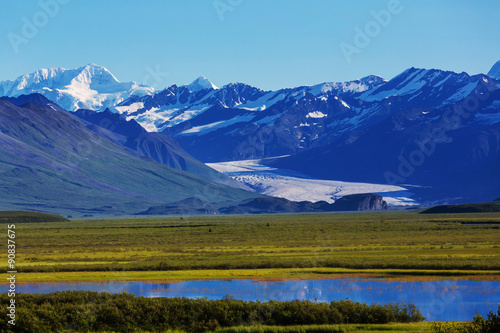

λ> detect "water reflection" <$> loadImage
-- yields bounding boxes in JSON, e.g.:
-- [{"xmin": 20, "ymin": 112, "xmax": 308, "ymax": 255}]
[{"xmin": 20, "ymin": 278, "xmax": 499, "ymax": 321}]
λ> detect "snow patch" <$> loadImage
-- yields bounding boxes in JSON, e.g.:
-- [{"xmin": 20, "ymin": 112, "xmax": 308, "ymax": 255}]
[
  {"xmin": 177, "ymin": 114, "xmax": 255, "ymax": 136},
  {"xmin": 340, "ymin": 100, "xmax": 350, "ymax": 108},
  {"xmin": 115, "ymin": 102, "xmax": 144, "ymax": 114},
  {"xmin": 306, "ymin": 111, "xmax": 327, "ymax": 118},
  {"xmin": 234, "ymin": 91, "xmax": 286, "ymax": 111}
]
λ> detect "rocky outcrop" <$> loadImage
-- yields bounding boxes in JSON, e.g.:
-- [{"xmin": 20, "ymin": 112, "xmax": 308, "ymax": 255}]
[
  {"xmin": 331, "ymin": 193, "xmax": 387, "ymax": 211},
  {"xmin": 218, "ymin": 194, "xmax": 388, "ymax": 215},
  {"xmin": 138, "ymin": 194, "xmax": 390, "ymax": 216},
  {"xmin": 218, "ymin": 197, "xmax": 333, "ymax": 215}
]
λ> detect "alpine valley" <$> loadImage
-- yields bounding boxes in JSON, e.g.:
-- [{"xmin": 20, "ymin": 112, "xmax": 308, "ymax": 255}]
[{"xmin": 1, "ymin": 61, "xmax": 500, "ymax": 215}]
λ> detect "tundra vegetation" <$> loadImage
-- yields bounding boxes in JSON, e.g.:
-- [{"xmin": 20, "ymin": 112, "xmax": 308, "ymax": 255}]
[{"xmin": 10, "ymin": 211, "xmax": 500, "ymax": 277}]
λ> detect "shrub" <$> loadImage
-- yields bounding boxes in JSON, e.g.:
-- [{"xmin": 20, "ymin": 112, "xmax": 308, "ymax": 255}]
[
  {"xmin": 0, "ymin": 292, "xmax": 424, "ymax": 333},
  {"xmin": 431, "ymin": 307, "xmax": 500, "ymax": 333}
]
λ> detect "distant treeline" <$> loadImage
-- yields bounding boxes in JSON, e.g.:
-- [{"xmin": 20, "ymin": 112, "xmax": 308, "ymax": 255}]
[
  {"xmin": 0, "ymin": 211, "xmax": 69, "ymax": 223},
  {"xmin": 0, "ymin": 291, "xmax": 424, "ymax": 332}
]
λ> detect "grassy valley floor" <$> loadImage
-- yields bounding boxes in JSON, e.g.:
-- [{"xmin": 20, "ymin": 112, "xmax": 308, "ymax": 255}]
[{"xmin": 2, "ymin": 211, "xmax": 499, "ymax": 282}]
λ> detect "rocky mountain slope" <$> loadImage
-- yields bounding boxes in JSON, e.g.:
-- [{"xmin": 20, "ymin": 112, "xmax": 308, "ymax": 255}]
[
  {"xmin": 271, "ymin": 71, "xmax": 500, "ymax": 204},
  {"xmin": 488, "ymin": 60, "xmax": 500, "ymax": 80},
  {"xmin": 73, "ymin": 108, "xmax": 244, "ymax": 188}
]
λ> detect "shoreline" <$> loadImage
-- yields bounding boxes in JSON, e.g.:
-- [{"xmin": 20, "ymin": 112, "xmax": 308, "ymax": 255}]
[{"xmin": 8, "ymin": 267, "xmax": 500, "ymax": 283}]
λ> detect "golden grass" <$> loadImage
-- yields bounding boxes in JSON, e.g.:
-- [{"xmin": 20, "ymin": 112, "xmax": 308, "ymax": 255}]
[{"xmin": 10, "ymin": 267, "xmax": 500, "ymax": 283}]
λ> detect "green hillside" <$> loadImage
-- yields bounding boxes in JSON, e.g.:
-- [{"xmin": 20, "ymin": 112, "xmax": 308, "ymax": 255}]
[
  {"xmin": 0, "ymin": 211, "xmax": 69, "ymax": 223},
  {"xmin": 420, "ymin": 201, "xmax": 500, "ymax": 214},
  {"xmin": 0, "ymin": 100, "xmax": 259, "ymax": 217}
]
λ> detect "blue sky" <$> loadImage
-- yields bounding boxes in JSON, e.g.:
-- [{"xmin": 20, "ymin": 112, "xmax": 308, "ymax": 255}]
[{"xmin": 1, "ymin": 0, "xmax": 499, "ymax": 90}]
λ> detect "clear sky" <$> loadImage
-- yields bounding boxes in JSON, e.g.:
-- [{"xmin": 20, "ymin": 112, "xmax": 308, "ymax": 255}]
[{"xmin": 1, "ymin": 0, "xmax": 499, "ymax": 91}]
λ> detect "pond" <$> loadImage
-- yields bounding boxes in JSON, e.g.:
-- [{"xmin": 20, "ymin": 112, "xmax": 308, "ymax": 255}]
[{"xmin": 20, "ymin": 278, "xmax": 499, "ymax": 321}]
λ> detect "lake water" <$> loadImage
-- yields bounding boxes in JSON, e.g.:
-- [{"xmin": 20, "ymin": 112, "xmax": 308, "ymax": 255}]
[{"xmin": 20, "ymin": 278, "xmax": 499, "ymax": 321}]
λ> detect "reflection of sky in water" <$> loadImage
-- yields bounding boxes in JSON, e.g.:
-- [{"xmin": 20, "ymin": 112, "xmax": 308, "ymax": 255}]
[{"xmin": 19, "ymin": 279, "xmax": 499, "ymax": 321}]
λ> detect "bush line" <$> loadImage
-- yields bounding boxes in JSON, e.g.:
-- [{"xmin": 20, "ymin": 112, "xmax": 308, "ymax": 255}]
[{"xmin": 0, "ymin": 291, "xmax": 424, "ymax": 332}]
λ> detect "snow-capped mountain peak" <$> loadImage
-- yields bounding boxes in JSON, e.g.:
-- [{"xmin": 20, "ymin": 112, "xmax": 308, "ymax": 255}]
[
  {"xmin": 310, "ymin": 75, "xmax": 386, "ymax": 96},
  {"xmin": 488, "ymin": 60, "xmax": 500, "ymax": 80},
  {"xmin": 73, "ymin": 63, "xmax": 120, "ymax": 87},
  {"xmin": 0, "ymin": 64, "xmax": 155, "ymax": 111},
  {"xmin": 184, "ymin": 76, "xmax": 218, "ymax": 91}
]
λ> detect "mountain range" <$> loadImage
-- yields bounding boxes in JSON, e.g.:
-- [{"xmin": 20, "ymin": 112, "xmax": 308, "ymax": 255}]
[
  {"xmin": 0, "ymin": 95, "xmax": 259, "ymax": 217},
  {"xmin": 1, "ymin": 62, "xmax": 500, "ymax": 206},
  {"xmin": 0, "ymin": 64, "xmax": 154, "ymax": 111},
  {"xmin": 272, "ymin": 70, "xmax": 500, "ymax": 204}
]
